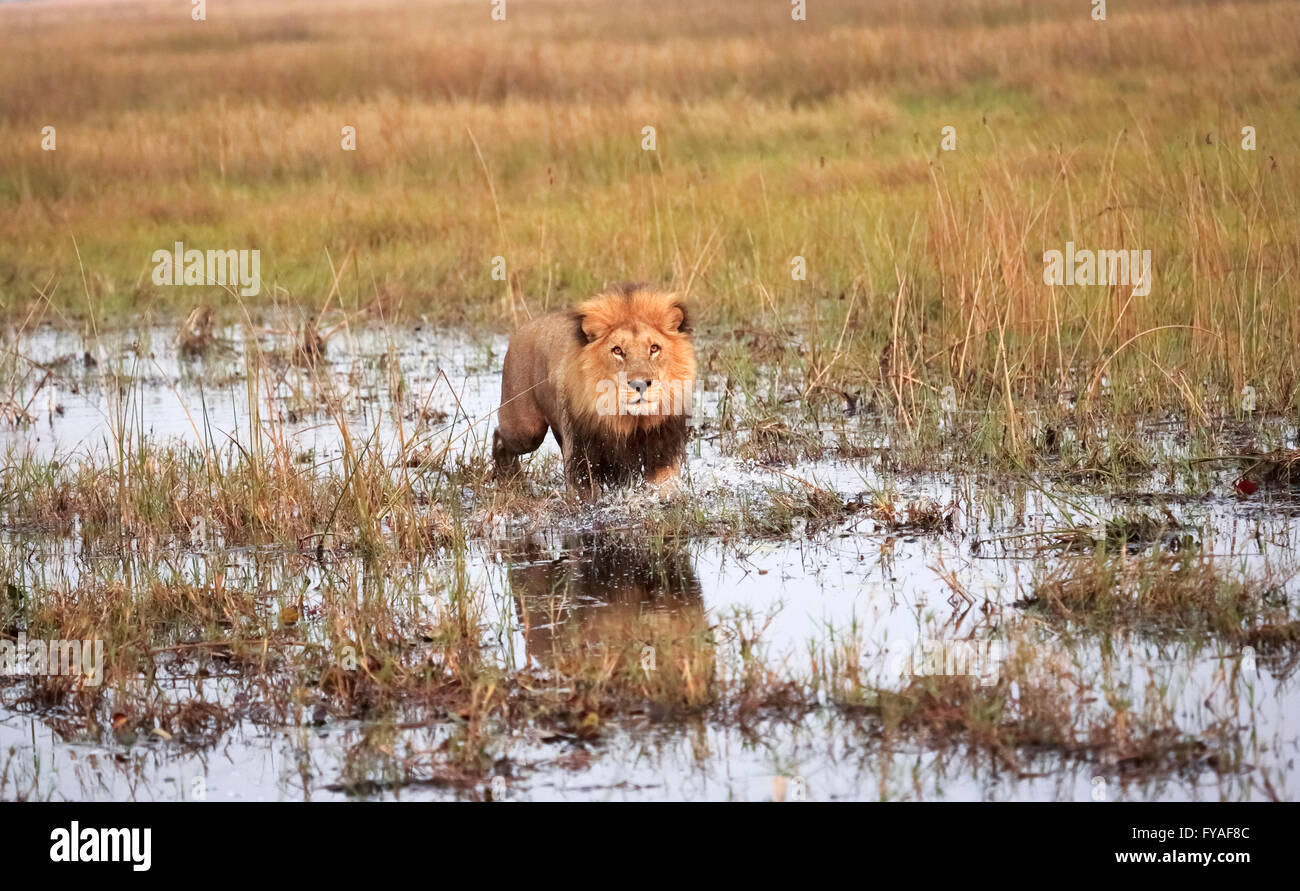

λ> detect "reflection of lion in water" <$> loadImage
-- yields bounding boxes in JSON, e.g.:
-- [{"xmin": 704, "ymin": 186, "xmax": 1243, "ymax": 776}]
[
  {"xmin": 492, "ymin": 283, "xmax": 696, "ymax": 500},
  {"xmin": 507, "ymin": 536, "xmax": 707, "ymax": 682}
]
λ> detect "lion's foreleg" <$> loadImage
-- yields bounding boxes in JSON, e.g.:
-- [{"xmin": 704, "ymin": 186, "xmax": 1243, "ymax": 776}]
[
  {"xmin": 559, "ymin": 425, "xmax": 601, "ymax": 501},
  {"xmin": 645, "ymin": 459, "xmax": 683, "ymax": 498},
  {"xmin": 643, "ymin": 418, "xmax": 687, "ymax": 496},
  {"xmin": 646, "ymin": 461, "xmax": 680, "ymax": 486},
  {"xmin": 564, "ymin": 454, "xmax": 602, "ymax": 502}
]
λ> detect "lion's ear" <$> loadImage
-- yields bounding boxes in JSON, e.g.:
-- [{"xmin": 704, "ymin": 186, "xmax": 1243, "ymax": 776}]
[
  {"xmin": 663, "ymin": 300, "xmax": 689, "ymax": 334},
  {"xmin": 574, "ymin": 311, "xmax": 605, "ymax": 344}
]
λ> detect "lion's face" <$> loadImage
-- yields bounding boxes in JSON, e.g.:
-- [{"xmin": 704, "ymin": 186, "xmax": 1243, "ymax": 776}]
[{"xmin": 569, "ymin": 287, "xmax": 696, "ymax": 429}]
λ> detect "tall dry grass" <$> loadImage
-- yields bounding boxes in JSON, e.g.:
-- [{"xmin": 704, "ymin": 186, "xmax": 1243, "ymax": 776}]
[{"xmin": 1, "ymin": 0, "xmax": 1298, "ymax": 431}]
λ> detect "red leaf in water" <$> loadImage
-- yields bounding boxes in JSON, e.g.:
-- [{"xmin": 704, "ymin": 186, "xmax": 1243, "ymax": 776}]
[{"xmin": 1233, "ymin": 478, "xmax": 1259, "ymax": 495}]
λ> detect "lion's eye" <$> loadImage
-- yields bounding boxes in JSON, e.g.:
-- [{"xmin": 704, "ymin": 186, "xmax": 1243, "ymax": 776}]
[
  {"xmin": 611, "ymin": 346, "xmax": 624, "ymax": 357},
  {"xmin": 650, "ymin": 344, "xmax": 661, "ymax": 355}
]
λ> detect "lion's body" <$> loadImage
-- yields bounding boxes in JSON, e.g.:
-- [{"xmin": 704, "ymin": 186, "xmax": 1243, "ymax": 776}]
[{"xmin": 492, "ymin": 284, "xmax": 695, "ymax": 499}]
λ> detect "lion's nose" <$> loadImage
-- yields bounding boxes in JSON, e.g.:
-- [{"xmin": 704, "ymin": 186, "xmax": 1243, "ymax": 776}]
[{"xmin": 628, "ymin": 379, "xmax": 652, "ymax": 395}]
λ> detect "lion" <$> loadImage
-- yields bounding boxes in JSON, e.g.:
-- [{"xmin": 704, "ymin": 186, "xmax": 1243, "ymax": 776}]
[{"xmin": 492, "ymin": 283, "xmax": 696, "ymax": 500}]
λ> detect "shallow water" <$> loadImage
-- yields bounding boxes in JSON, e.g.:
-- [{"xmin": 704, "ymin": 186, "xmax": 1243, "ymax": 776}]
[{"xmin": 2, "ymin": 322, "xmax": 1298, "ymax": 800}]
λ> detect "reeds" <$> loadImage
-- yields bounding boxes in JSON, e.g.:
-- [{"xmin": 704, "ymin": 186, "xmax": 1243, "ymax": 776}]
[{"xmin": 2, "ymin": 0, "xmax": 1298, "ymax": 428}]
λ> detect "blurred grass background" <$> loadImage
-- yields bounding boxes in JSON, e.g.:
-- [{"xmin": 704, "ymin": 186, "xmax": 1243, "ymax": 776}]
[{"xmin": 1, "ymin": 0, "xmax": 1298, "ymax": 419}]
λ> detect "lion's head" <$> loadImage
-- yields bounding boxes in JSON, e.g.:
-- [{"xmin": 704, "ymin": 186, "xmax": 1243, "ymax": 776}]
[{"xmin": 564, "ymin": 283, "xmax": 696, "ymax": 436}]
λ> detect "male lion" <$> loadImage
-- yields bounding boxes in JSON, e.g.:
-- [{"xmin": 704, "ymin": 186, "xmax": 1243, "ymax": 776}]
[{"xmin": 492, "ymin": 283, "xmax": 695, "ymax": 500}]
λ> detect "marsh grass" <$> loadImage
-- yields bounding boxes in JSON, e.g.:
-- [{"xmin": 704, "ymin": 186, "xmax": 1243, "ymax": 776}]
[
  {"xmin": 4, "ymin": 315, "xmax": 1286, "ymax": 795},
  {"xmin": 822, "ymin": 621, "xmax": 1253, "ymax": 778},
  {"xmin": 2, "ymin": 0, "xmax": 1299, "ymax": 435}
]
